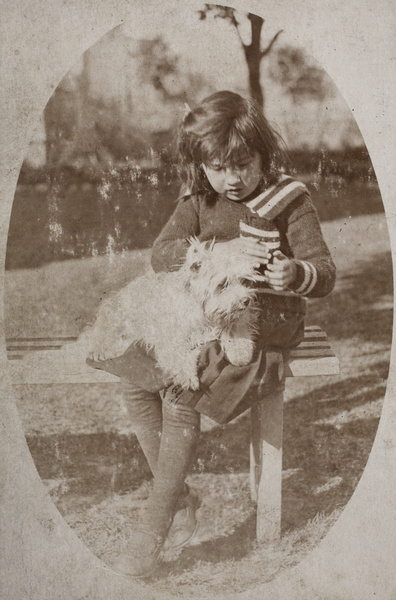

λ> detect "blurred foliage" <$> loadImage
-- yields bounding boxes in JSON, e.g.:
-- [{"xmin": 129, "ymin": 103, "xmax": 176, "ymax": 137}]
[
  {"xmin": 40, "ymin": 32, "xmax": 209, "ymax": 177},
  {"xmin": 138, "ymin": 37, "xmax": 180, "ymax": 97},
  {"xmin": 30, "ymin": 22, "xmax": 363, "ymax": 181},
  {"xmin": 7, "ymin": 167, "xmax": 180, "ymax": 270},
  {"xmin": 11, "ymin": 23, "xmax": 377, "ymax": 272},
  {"xmin": 43, "ymin": 53, "xmax": 147, "ymax": 173},
  {"xmin": 134, "ymin": 37, "xmax": 208, "ymax": 114},
  {"xmin": 291, "ymin": 149, "xmax": 376, "ymax": 182},
  {"xmin": 9, "ymin": 151, "xmax": 381, "ymax": 271},
  {"xmin": 269, "ymin": 45, "xmax": 328, "ymax": 104}
]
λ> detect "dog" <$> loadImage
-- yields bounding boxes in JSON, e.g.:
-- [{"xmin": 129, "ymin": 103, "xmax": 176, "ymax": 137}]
[{"xmin": 81, "ymin": 238, "xmax": 259, "ymax": 391}]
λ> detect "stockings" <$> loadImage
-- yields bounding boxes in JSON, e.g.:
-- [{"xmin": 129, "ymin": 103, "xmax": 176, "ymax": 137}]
[{"xmin": 121, "ymin": 379, "xmax": 200, "ymax": 537}]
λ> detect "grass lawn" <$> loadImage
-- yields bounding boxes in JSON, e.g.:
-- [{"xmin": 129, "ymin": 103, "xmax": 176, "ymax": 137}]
[{"xmin": 4, "ymin": 206, "xmax": 393, "ymax": 596}]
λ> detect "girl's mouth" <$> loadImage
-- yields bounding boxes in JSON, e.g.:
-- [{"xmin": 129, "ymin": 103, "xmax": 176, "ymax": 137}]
[{"xmin": 226, "ymin": 188, "xmax": 248, "ymax": 200}]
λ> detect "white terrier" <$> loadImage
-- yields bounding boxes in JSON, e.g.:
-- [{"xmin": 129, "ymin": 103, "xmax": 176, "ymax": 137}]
[{"xmin": 82, "ymin": 239, "xmax": 259, "ymax": 391}]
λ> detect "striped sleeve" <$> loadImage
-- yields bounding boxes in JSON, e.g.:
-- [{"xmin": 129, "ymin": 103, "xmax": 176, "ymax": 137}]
[
  {"xmin": 246, "ymin": 175, "xmax": 308, "ymax": 219},
  {"xmin": 293, "ymin": 260, "xmax": 319, "ymax": 295},
  {"xmin": 280, "ymin": 193, "xmax": 336, "ymax": 298}
]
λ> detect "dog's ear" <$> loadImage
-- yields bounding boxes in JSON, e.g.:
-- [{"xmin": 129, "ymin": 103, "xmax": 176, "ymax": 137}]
[
  {"xmin": 207, "ymin": 238, "xmax": 216, "ymax": 252},
  {"xmin": 186, "ymin": 237, "xmax": 205, "ymax": 270},
  {"xmin": 187, "ymin": 236, "xmax": 201, "ymax": 253}
]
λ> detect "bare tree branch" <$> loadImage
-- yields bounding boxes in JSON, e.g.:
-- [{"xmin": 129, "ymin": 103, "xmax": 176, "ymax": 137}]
[
  {"xmin": 261, "ymin": 29, "xmax": 283, "ymax": 58},
  {"xmin": 202, "ymin": 4, "xmax": 246, "ymax": 47}
]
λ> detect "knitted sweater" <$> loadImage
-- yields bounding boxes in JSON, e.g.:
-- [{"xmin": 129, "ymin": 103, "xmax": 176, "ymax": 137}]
[{"xmin": 151, "ymin": 177, "xmax": 336, "ymax": 300}]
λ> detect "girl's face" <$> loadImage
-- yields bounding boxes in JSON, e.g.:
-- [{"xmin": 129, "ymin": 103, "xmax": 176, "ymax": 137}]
[{"xmin": 202, "ymin": 151, "xmax": 262, "ymax": 201}]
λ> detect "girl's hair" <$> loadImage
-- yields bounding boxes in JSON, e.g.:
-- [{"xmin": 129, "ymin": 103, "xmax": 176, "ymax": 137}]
[{"xmin": 177, "ymin": 90, "xmax": 287, "ymax": 194}]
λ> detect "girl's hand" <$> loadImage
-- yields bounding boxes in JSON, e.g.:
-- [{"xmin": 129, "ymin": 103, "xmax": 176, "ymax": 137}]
[
  {"xmin": 265, "ymin": 251, "xmax": 297, "ymax": 291},
  {"xmin": 211, "ymin": 237, "xmax": 271, "ymax": 269}
]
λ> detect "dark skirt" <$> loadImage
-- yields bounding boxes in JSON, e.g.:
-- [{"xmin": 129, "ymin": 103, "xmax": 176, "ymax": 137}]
[{"xmin": 87, "ymin": 294, "xmax": 305, "ymax": 424}]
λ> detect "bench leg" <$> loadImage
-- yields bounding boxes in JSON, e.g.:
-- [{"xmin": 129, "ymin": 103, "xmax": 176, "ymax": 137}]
[{"xmin": 250, "ymin": 351, "xmax": 285, "ymax": 544}]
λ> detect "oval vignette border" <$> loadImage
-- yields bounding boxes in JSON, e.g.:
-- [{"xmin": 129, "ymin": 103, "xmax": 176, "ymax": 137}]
[{"xmin": 1, "ymin": 1, "xmax": 396, "ymax": 599}]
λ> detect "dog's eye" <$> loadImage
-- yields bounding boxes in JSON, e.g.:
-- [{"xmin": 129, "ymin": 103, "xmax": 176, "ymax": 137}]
[
  {"xmin": 216, "ymin": 280, "xmax": 228, "ymax": 292},
  {"xmin": 190, "ymin": 261, "xmax": 201, "ymax": 272},
  {"xmin": 241, "ymin": 278, "xmax": 254, "ymax": 287}
]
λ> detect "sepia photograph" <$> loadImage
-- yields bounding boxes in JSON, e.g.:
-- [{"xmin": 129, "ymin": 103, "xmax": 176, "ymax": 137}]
[{"xmin": 1, "ymin": 1, "xmax": 396, "ymax": 598}]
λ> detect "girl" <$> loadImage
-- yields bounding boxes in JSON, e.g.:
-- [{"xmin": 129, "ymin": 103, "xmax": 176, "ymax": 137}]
[{"xmin": 108, "ymin": 90, "xmax": 336, "ymax": 578}]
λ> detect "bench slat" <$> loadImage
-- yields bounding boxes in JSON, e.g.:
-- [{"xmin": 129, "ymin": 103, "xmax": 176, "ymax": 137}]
[
  {"xmin": 295, "ymin": 341, "xmax": 331, "ymax": 349},
  {"xmin": 7, "ymin": 336, "xmax": 78, "ymax": 344},
  {"xmin": 300, "ymin": 332, "xmax": 328, "ymax": 340},
  {"xmin": 7, "ymin": 355, "xmax": 120, "ymax": 384},
  {"xmin": 8, "ymin": 340, "xmax": 334, "ymax": 355},
  {"xmin": 8, "ymin": 345, "xmax": 64, "ymax": 353},
  {"xmin": 5, "ymin": 327, "xmax": 339, "ymax": 384},
  {"xmin": 5, "ymin": 330, "xmax": 330, "ymax": 349},
  {"xmin": 289, "ymin": 348, "xmax": 335, "ymax": 358}
]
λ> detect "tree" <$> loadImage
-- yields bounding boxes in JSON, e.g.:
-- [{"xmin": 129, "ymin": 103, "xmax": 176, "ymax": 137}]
[
  {"xmin": 135, "ymin": 36, "xmax": 208, "ymax": 104},
  {"xmin": 268, "ymin": 45, "xmax": 341, "ymax": 149},
  {"xmin": 136, "ymin": 37, "xmax": 181, "ymax": 101},
  {"xmin": 269, "ymin": 45, "xmax": 328, "ymax": 104},
  {"xmin": 198, "ymin": 4, "xmax": 282, "ymax": 107}
]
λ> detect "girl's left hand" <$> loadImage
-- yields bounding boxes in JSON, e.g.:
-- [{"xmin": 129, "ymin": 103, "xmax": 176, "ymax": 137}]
[{"xmin": 265, "ymin": 251, "xmax": 297, "ymax": 291}]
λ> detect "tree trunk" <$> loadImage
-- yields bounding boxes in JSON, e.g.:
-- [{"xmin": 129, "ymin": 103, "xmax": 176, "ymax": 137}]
[
  {"xmin": 247, "ymin": 57, "xmax": 264, "ymax": 107},
  {"xmin": 245, "ymin": 14, "xmax": 265, "ymax": 108}
]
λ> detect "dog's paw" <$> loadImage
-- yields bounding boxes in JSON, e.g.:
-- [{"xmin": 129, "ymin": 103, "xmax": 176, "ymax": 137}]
[
  {"xmin": 222, "ymin": 337, "xmax": 255, "ymax": 366},
  {"xmin": 87, "ymin": 337, "xmax": 127, "ymax": 362},
  {"xmin": 88, "ymin": 347, "xmax": 119, "ymax": 362},
  {"xmin": 173, "ymin": 371, "xmax": 200, "ymax": 392}
]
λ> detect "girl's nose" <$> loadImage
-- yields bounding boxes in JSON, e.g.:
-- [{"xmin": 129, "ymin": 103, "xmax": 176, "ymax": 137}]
[{"xmin": 225, "ymin": 167, "xmax": 241, "ymax": 184}]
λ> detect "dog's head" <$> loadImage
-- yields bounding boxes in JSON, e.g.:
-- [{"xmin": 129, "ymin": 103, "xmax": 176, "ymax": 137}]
[{"xmin": 182, "ymin": 238, "xmax": 258, "ymax": 326}]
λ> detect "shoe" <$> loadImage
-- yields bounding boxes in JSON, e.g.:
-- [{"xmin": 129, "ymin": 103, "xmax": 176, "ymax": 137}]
[
  {"xmin": 167, "ymin": 488, "xmax": 200, "ymax": 550},
  {"xmin": 108, "ymin": 525, "xmax": 165, "ymax": 579}
]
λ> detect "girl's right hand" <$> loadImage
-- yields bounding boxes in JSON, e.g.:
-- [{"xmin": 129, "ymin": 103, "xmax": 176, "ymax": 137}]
[{"xmin": 211, "ymin": 237, "xmax": 271, "ymax": 269}]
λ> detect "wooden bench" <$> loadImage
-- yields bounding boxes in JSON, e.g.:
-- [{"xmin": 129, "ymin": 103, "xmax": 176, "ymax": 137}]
[
  {"xmin": 6, "ymin": 325, "xmax": 339, "ymax": 544},
  {"xmin": 249, "ymin": 326, "xmax": 339, "ymax": 543}
]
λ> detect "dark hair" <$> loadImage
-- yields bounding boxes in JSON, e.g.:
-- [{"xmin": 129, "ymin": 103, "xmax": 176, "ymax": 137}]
[{"xmin": 177, "ymin": 91, "xmax": 287, "ymax": 193}]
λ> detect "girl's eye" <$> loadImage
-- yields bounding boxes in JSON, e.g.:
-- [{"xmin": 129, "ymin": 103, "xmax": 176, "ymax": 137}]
[
  {"xmin": 206, "ymin": 157, "xmax": 252, "ymax": 172},
  {"xmin": 209, "ymin": 163, "xmax": 223, "ymax": 172},
  {"xmin": 238, "ymin": 159, "xmax": 252, "ymax": 168}
]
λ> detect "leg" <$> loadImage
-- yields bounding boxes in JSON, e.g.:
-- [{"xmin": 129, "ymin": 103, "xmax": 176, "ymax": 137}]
[
  {"xmin": 122, "ymin": 379, "xmax": 198, "ymax": 509},
  {"xmin": 140, "ymin": 395, "xmax": 201, "ymax": 537},
  {"xmin": 120, "ymin": 378, "xmax": 163, "ymax": 476},
  {"xmin": 110, "ymin": 391, "xmax": 200, "ymax": 577}
]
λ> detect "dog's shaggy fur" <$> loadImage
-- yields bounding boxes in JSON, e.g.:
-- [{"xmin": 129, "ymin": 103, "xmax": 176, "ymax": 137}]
[{"xmin": 82, "ymin": 239, "xmax": 259, "ymax": 390}]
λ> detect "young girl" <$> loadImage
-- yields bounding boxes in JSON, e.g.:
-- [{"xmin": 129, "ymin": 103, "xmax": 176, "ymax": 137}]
[{"xmin": 108, "ymin": 90, "xmax": 336, "ymax": 578}]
